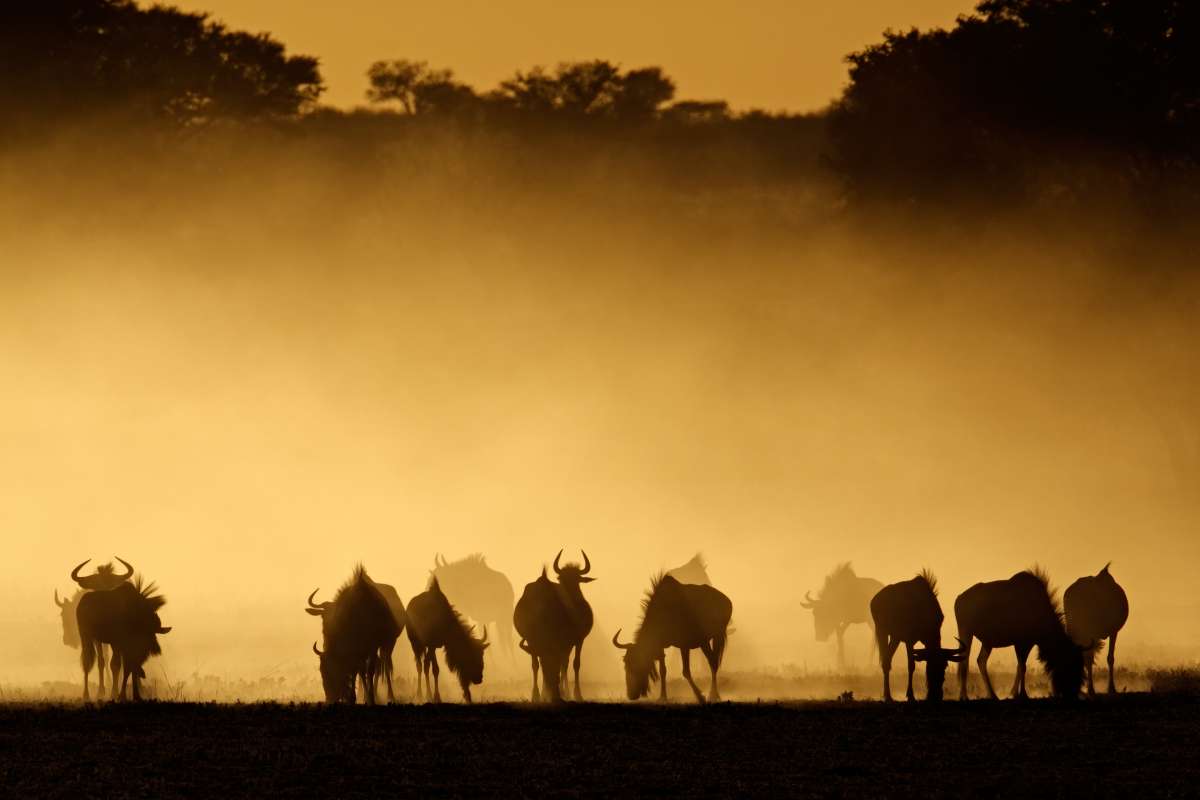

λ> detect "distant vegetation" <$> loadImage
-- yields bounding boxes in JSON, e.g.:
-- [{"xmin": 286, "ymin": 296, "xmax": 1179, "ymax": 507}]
[{"xmin": 2, "ymin": 0, "xmax": 1198, "ymax": 222}]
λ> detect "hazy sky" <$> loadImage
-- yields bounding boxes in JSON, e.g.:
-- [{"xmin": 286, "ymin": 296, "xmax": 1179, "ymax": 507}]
[{"xmin": 175, "ymin": 0, "xmax": 974, "ymax": 111}]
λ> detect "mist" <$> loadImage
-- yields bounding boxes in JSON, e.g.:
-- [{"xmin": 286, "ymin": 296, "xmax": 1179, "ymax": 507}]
[{"xmin": 1, "ymin": 120, "xmax": 1197, "ymax": 698}]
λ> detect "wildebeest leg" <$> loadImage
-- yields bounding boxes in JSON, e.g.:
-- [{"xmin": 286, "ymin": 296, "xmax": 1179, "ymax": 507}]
[
  {"xmin": 977, "ymin": 645, "xmax": 998, "ymax": 700},
  {"xmin": 658, "ymin": 655, "xmax": 668, "ymax": 701},
  {"xmin": 904, "ymin": 642, "xmax": 916, "ymax": 702},
  {"xmin": 110, "ymin": 650, "xmax": 124, "ymax": 702},
  {"xmin": 680, "ymin": 648, "xmax": 705, "ymax": 704},
  {"xmin": 1012, "ymin": 644, "xmax": 1031, "ymax": 699},
  {"xmin": 429, "ymin": 651, "xmax": 441, "ymax": 703},
  {"xmin": 97, "ymin": 644, "xmax": 106, "ymax": 695},
  {"xmin": 572, "ymin": 642, "xmax": 584, "ymax": 701},
  {"xmin": 835, "ymin": 624, "xmax": 847, "ymax": 671},
  {"xmin": 957, "ymin": 633, "xmax": 973, "ymax": 700},
  {"xmin": 81, "ymin": 637, "xmax": 95, "ymax": 701},
  {"xmin": 530, "ymin": 652, "xmax": 541, "ymax": 702},
  {"xmin": 699, "ymin": 640, "xmax": 721, "ymax": 702},
  {"xmin": 379, "ymin": 643, "xmax": 396, "ymax": 704},
  {"xmin": 412, "ymin": 648, "xmax": 425, "ymax": 701},
  {"xmin": 131, "ymin": 667, "xmax": 142, "ymax": 702},
  {"xmin": 1106, "ymin": 632, "xmax": 1119, "ymax": 695}
]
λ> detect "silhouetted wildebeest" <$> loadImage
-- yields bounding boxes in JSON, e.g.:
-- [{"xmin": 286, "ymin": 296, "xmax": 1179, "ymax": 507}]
[
  {"xmin": 612, "ymin": 574, "xmax": 732, "ymax": 703},
  {"xmin": 306, "ymin": 567, "xmax": 401, "ymax": 705},
  {"xmin": 870, "ymin": 571, "xmax": 964, "ymax": 702},
  {"xmin": 70, "ymin": 557, "xmax": 134, "ymax": 591},
  {"xmin": 1064, "ymin": 563, "xmax": 1129, "ymax": 696},
  {"xmin": 432, "ymin": 553, "xmax": 516, "ymax": 657},
  {"xmin": 800, "ymin": 563, "xmax": 883, "ymax": 668},
  {"xmin": 666, "ymin": 553, "xmax": 711, "ymax": 586},
  {"xmin": 548, "ymin": 549, "xmax": 595, "ymax": 700},
  {"xmin": 60, "ymin": 559, "xmax": 134, "ymax": 695},
  {"xmin": 955, "ymin": 568, "xmax": 1085, "ymax": 701},
  {"xmin": 76, "ymin": 577, "xmax": 171, "ymax": 701},
  {"xmin": 513, "ymin": 569, "xmax": 573, "ymax": 702},
  {"xmin": 406, "ymin": 578, "xmax": 489, "ymax": 703}
]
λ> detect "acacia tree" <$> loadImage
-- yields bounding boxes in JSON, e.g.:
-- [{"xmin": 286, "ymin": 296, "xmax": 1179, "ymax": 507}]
[{"xmin": 366, "ymin": 60, "xmax": 478, "ymax": 115}]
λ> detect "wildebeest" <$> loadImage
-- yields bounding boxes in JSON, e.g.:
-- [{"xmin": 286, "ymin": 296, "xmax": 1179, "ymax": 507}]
[
  {"xmin": 955, "ymin": 568, "xmax": 1085, "ymax": 700},
  {"xmin": 406, "ymin": 578, "xmax": 489, "ymax": 703},
  {"xmin": 549, "ymin": 549, "xmax": 595, "ymax": 700},
  {"xmin": 1064, "ymin": 563, "xmax": 1129, "ymax": 696},
  {"xmin": 306, "ymin": 566, "xmax": 401, "ymax": 705},
  {"xmin": 612, "ymin": 574, "xmax": 732, "ymax": 703},
  {"xmin": 431, "ymin": 553, "xmax": 516, "ymax": 657},
  {"xmin": 59, "ymin": 559, "xmax": 134, "ymax": 696},
  {"xmin": 800, "ymin": 563, "xmax": 883, "ymax": 669},
  {"xmin": 666, "ymin": 553, "xmax": 711, "ymax": 586},
  {"xmin": 870, "ymin": 571, "xmax": 964, "ymax": 702},
  {"xmin": 76, "ymin": 577, "xmax": 171, "ymax": 701},
  {"xmin": 70, "ymin": 558, "xmax": 134, "ymax": 591},
  {"xmin": 513, "ymin": 569, "xmax": 573, "ymax": 702}
]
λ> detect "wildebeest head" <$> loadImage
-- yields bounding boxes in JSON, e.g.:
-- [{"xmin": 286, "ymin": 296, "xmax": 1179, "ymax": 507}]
[
  {"xmin": 71, "ymin": 558, "xmax": 134, "ymax": 592},
  {"xmin": 54, "ymin": 589, "xmax": 83, "ymax": 648},
  {"xmin": 448, "ymin": 624, "xmax": 490, "ymax": 701},
  {"xmin": 311, "ymin": 642, "xmax": 356, "ymax": 703},
  {"xmin": 800, "ymin": 590, "xmax": 836, "ymax": 641},
  {"xmin": 912, "ymin": 639, "xmax": 966, "ymax": 701},
  {"xmin": 612, "ymin": 629, "xmax": 659, "ymax": 700},
  {"xmin": 552, "ymin": 549, "xmax": 594, "ymax": 588}
]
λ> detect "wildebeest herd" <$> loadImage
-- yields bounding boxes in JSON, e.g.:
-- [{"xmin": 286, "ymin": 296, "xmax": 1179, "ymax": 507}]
[{"xmin": 53, "ymin": 554, "xmax": 1128, "ymax": 705}]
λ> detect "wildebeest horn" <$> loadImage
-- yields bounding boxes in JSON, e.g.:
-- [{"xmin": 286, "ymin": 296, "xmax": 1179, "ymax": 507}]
[
  {"xmin": 70, "ymin": 559, "xmax": 91, "ymax": 586},
  {"xmin": 553, "ymin": 549, "xmax": 564, "ymax": 575},
  {"xmin": 114, "ymin": 557, "xmax": 134, "ymax": 581},
  {"xmin": 799, "ymin": 590, "xmax": 816, "ymax": 609},
  {"xmin": 479, "ymin": 627, "xmax": 489, "ymax": 645},
  {"xmin": 1099, "ymin": 562, "xmax": 1112, "ymax": 576},
  {"xmin": 54, "ymin": 589, "xmax": 67, "ymax": 608},
  {"xmin": 307, "ymin": 589, "xmax": 331, "ymax": 609},
  {"xmin": 612, "ymin": 629, "xmax": 633, "ymax": 650},
  {"xmin": 580, "ymin": 550, "xmax": 591, "ymax": 575},
  {"xmin": 312, "ymin": 642, "xmax": 324, "ymax": 656}
]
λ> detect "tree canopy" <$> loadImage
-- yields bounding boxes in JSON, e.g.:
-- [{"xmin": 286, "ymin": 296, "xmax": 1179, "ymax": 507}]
[
  {"xmin": 0, "ymin": 0, "xmax": 323, "ymax": 131},
  {"xmin": 830, "ymin": 0, "xmax": 1200, "ymax": 203}
]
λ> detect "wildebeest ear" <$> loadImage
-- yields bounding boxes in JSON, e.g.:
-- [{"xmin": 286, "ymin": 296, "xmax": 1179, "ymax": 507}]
[
  {"xmin": 481, "ymin": 642, "xmax": 490, "ymax": 650},
  {"xmin": 157, "ymin": 626, "xmax": 172, "ymax": 635},
  {"xmin": 305, "ymin": 608, "xmax": 325, "ymax": 617},
  {"xmin": 943, "ymin": 648, "xmax": 965, "ymax": 662},
  {"xmin": 912, "ymin": 648, "xmax": 928, "ymax": 662},
  {"xmin": 578, "ymin": 576, "xmax": 595, "ymax": 583}
]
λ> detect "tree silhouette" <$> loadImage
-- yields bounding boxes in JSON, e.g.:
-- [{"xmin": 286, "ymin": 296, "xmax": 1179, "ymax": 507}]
[
  {"xmin": 1, "ymin": 0, "xmax": 322, "ymax": 131},
  {"xmin": 830, "ymin": 0, "xmax": 1200, "ymax": 204},
  {"xmin": 367, "ymin": 60, "xmax": 478, "ymax": 115}
]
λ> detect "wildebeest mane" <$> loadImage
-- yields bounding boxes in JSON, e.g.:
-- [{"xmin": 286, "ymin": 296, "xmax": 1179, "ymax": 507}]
[
  {"xmin": 821, "ymin": 562, "xmax": 858, "ymax": 597},
  {"xmin": 133, "ymin": 576, "xmax": 167, "ymax": 613},
  {"xmin": 1017, "ymin": 566, "xmax": 1065, "ymax": 623},
  {"xmin": 918, "ymin": 569, "xmax": 939, "ymax": 597},
  {"xmin": 638, "ymin": 571, "xmax": 669, "ymax": 621}
]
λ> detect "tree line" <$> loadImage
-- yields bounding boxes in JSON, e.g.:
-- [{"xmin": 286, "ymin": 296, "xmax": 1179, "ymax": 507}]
[{"xmin": 3, "ymin": 0, "xmax": 1197, "ymax": 212}]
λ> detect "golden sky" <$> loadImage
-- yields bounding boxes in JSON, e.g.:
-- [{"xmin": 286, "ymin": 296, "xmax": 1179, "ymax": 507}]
[{"xmin": 176, "ymin": 0, "xmax": 974, "ymax": 111}]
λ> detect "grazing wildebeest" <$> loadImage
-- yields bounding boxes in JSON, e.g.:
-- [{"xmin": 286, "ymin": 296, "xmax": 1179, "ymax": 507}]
[
  {"xmin": 306, "ymin": 566, "xmax": 401, "ymax": 705},
  {"xmin": 513, "ymin": 569, "xmax": 573, "ymax": 702},
  {"xmin": 431, "ymin": 553, "xmax": 516, "ymax": 658},
  {"xmin": 800, "ymin": 563, "xmax": 883, "ymax": 669},
  {"xmin": 406, "ymin": 578, "xmax": 489, "ymax": 703},
  {"xmin": 612, "ymin": 573, "xmax": 732, "ymax": 703},
  {"xmin": 70, "ymin": 558, "xmax": 134, "ymax": 591},
  {"xmin": 549, "ymin": 549, "xmax": 595, "ymax": 700},
  {"xmin": 1064, "ymin": 563, "xmax": 1129, "ymax": 697},
  {"xmin": 870, "ymin": 571, "xmax": 964, "ymax": 702},
  {"xmin": 76, "ymin": 577, "xmax": 171, "ymax": 702},
  {"xmin": 956, "ymin": 568, "xmax": 1085, "ymax": 701},
  {"xmin": 666, "ymin": 553, "xmax": 711, "ymax": 586}
]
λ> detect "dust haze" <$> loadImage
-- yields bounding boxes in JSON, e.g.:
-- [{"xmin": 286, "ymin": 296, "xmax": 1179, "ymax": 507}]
[{"xmin": 2, "ymin": 121, "xmax": 1197, "ymax": 699}]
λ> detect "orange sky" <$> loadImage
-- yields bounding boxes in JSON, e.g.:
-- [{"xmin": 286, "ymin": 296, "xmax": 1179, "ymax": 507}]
[{"xmin": 176, "ymin": 0, "xmax": 974, "ymax": 111}]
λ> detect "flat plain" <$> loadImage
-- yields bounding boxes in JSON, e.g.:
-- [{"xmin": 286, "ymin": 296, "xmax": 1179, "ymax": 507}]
[{"xmin": 0, "ymin": 694, "xmax": 1196, "ymax": 798}]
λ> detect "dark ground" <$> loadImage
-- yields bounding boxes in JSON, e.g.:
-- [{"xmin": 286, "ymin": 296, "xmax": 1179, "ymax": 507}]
[{"xmin": 1, "ymin": 695, "xmax": 1196, "ymax": 798}]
